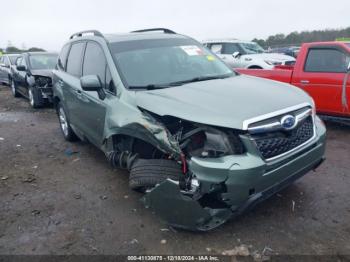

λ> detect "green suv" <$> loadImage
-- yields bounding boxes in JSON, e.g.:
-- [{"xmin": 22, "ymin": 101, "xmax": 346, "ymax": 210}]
[{"xmin": 53, "ymin": 28, "xmax": 326, "ymax": 231}]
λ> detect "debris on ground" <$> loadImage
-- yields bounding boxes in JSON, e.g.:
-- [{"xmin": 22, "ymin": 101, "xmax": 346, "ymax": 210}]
[
  {"xmin": 73, "ymin": 193, "xmax": 82, "ymax": 199},
  {"xmin": 160, "ymin": 239, "xmax": 167, "ymax": 245},
  {"xmin": 124, "ymin": 195, "xmax": 129, "ymax": 199},
  {"xmin": 130, "ymin": 239, "xmax": 138, "ymax": 244},
  {"xmin": 31, "ymin": 210, "xmax": 40, "ymax": 216},
  {"xmin": 16, "ymin": 144, "xmax": 21, "ymax": 147},
  {"xmin": 292, "ymin": 200, "xmax": 296, "ymax": 212},
  {"xmin": 1, "ymin": 176, "xmax": 9, "ymax": 180},
  {"xmin": 99, "ymin": 195, "xmax": 108, "ymax": 200},
  {"xmin": 64, "ymin": 148, "xmax": 80, "ymax": 157},
  {"xmin": 160, "ymin": 228, "xmax": 170, "ymax": 232},
  {"xmin": 222, "ymin": 244, "xmax": 250, "ymax": 256},
  {"xmin": 22, "ymin": 174, "xmax": 36, "ymax": 183},
  {"xmin": 0, "ymin": 137, "xmax": 4, "ymax": 141}
]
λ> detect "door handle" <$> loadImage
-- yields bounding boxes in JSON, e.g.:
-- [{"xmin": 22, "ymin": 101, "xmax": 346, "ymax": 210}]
[
  {"xmin": 75, "ymin": 89, "xmax": 82, "ymax": 94},
  {"xmin": 300, "ymin": 80, "xmax": 310, "ymax": 84}
]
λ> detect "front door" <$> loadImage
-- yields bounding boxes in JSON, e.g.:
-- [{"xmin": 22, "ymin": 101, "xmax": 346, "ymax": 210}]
[{"xmin": 292, "ymin": 47, "xmax": 350, "ymax": 117}]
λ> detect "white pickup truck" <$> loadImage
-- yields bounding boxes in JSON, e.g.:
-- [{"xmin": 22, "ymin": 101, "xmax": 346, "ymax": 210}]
[{"xmin": 203, "ymin": 39, "xmax": 296, "ymax": 69}]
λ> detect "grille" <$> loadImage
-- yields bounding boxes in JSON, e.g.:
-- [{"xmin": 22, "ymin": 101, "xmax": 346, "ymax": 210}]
[{"xmin": 252, "ymin": 116, "xmax": 314, "ymax": 160}]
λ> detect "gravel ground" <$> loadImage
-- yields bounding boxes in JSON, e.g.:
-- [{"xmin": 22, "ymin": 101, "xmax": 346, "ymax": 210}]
[{"xmin": 0, "ymin": 84, "xmax": 349, "ymax": 257}]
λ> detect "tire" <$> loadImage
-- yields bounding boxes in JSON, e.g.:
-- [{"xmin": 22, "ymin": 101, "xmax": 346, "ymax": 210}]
[
  {"xmin": 129, "ymin": 159, "xmax": 182, "ymax": 193},
  {"xmin": 11, "ymin": 79, "xmax": 20, "ymax": 97},
  {"xmin": 57, "ymin": 102, "xmax": 78, "ymax": 141},
  {"xmin": 28, "ymin": 87, "xmax": 44, "ymax": 108}
]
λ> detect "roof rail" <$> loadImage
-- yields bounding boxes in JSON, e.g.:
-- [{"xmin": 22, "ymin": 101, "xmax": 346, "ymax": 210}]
[
  {"xmin": 131, "ymin": 28, "xmax": 176, "ymax": 34},
  {"xmin": 70, "ymin": 30, "xmax": 104, "ymax": 39}
]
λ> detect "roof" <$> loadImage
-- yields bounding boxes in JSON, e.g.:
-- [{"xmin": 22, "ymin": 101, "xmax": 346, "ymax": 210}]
[
  {"xmin": 104, "ymin": 32, "xmax": 188, "ymax": 43},
  {"xmin": 202, "ymin": 38, "xmax": 254, "ymax": 44}
]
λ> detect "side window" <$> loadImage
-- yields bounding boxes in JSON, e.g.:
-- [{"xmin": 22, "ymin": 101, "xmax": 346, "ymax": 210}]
[
  {"xmin": 4, "ymin": 57, "xmax": 10, "ymax": 66},
  {"xmin": 0, "ymin": 57, "xmax": 3, "ymax": 63},
  {"xmin": 222, "ymin": 43, "xmax": 240, "ymax": 55},
  {"xmin": 305, "ymin": 48, "xmax": 349, "ymax": 73},
  {"xmin": 209, "ymin": 44, "xmax": 223, "ymax": 54},
  {"xmin": 58, "ymin": 44, "xmax": 71, "ymax": 71},
  {"xmin": 16, "ymin": 57, "xmax": 22, "ymax": 66},
  {"xmin": 82, "ymin": 42, "xmax": 107, "ymax": 88},
  {"xmin": 66, "ymin": 42, "xmax": 85, "ymax": 77},
  {"xmin": 20, "ymin": 57, "xmax": 27, "ymax": 67}
]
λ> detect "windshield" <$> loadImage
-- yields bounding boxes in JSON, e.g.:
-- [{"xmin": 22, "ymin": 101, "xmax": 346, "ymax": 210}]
[
  {"xmin": 111, "ymin": 39, "xmax": 234, "ymax": 88},
  {"xmin": 9, "ymin": 56, "xmax": 20, "ymax": 65},
  {"xmin": 239, "ymin": 42, "xmax": 265, "ymax": 54},
  {"xmin": 29, "ymin": 54, "xmax": 57, "ymax": 70}
]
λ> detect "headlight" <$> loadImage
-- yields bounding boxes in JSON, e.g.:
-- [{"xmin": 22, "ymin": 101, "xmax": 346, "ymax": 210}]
[
  {"xmin": 181, "ymin": 126, "xmax": 245, "ymax": 158},
  {"xmin": 264, "ymin": 60, "xmax": 282, "ymax": 66},
  {"xmin": 35, "ymin": 76, "xmax": 51, "ymax": 87}
]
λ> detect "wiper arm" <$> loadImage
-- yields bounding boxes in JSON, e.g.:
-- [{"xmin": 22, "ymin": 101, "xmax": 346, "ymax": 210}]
[
  {"xmin": 128, "ymin": 74, "xmax": 231, "ymax": 90},
  {"xmin": 128, "ymin": 84, "xmax": 177, "ymax": 90},
  {"xmin": 168, "ymin": 74, "xmax": 231, "ymax": 86}
]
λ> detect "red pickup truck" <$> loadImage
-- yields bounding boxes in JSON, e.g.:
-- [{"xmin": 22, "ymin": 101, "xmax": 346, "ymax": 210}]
[{"xmin": 237, "ymin": 42, "xmax": 350, "ymax": 120}]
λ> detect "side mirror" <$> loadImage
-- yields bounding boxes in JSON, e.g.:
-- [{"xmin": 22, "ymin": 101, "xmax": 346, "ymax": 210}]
[
  {"xmin": 16, "ymin": 65, "xmax": 26, "ymax": 71},
  {"xmin": 80, "ymin": 75, "xmax": 106, "ymax": 100},
  {"xmin": 232, "ymin": 52, "xmax": 241, "ymax": 58}
]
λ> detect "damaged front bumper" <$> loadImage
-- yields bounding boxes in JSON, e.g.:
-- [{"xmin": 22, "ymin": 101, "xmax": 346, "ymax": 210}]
[{"xmin": 143, "ymin": 118, "xmax": 326, "ymax": 231}]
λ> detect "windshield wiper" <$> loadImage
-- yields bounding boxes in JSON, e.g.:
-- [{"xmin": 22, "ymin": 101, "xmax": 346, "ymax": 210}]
[
  {"xmin": 128, "ymin": 83, "xmax": 182, "ymax": 90},
  {"xmin": 167, "ymin": 74, "xmax": 232, "ymax": 86},
  {"xmin": 128, "ymin": 74, "xmax": 232, "ymax": 90}
]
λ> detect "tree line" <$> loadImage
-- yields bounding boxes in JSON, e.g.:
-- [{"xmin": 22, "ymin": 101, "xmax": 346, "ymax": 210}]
[
  {"xmin": 0, "ymin": 46, "xmax": 46, "ymax": 54},
  {"xmin": 252, "ymin": 27, "xmax": 350, "ymax": 48}
]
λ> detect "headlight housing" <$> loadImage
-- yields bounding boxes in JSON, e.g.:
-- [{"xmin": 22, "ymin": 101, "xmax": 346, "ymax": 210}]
[
  {"xmin": 35, "ymin": 76, "xmax": 51, "ymax": 87},
  {"xmin": 264, "ymin": 60, "xmax": 282, "ymax": 66},
  {"xmin": 180, "ymin": 126, "xmax": 245, "ymax": 158}
]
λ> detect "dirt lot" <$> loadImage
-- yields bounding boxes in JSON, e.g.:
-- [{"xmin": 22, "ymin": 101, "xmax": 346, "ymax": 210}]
[{"xmin": 0, "ymin": 84, "xmax": 349, "ymax": 256}]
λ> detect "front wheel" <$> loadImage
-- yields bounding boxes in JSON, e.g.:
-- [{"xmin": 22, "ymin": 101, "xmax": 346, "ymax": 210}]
[
  {"xmin": 28, "ymin": 87, "xmax": 44, "ymax": 108},
  {"xmin": 11, "ymin": 80, "xmax": 20, "ymax": 97},
  {"xmin": 57, "ymin": 102, "xmax": 78, "ymax": 141}
]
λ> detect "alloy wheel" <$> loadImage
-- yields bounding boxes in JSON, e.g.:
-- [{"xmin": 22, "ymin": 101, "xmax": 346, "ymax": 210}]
[{"xmin": 58, "ymin": 107, "xmax": 69, "ymax": 137}]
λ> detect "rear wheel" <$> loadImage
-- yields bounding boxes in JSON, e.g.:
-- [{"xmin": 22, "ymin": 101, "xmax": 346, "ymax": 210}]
[
  {"xmin": 129, "ymin": 159, "xmax": 181, "ymax": 193},
  {"xmin": 57, "ymin": 102, "xmax": 78, "ymax": 141},
  {"xmin": 11, "ymin": 80, "xmax": 20, "ymax": 97},
  {"xmin": 28, "ymin": 87, "xmax": 44, "ymax": 108}
]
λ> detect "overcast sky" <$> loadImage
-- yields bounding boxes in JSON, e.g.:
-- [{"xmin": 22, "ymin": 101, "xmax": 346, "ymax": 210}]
[{"xmin": 1, "ymin": 0, "xmax": 349, "ymax": 51}]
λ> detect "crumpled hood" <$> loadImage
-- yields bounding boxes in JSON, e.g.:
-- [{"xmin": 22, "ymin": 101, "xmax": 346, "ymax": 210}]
[
  {"xmin": 135, "ymin": 75, "xmax": 312, "ymax": 130},
  {"xmin": 243, "ymin": 53, "xmax": 295, "ymax": 62},
  {"xmin": 30, "ymin": 69, "xmax": 53, "ymax": 78}
]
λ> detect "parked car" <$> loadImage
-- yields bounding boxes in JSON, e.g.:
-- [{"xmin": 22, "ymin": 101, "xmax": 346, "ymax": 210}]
[
  {"xmin": 0, "ymin": 54, "xmax": 20, "ymax": 85},
  {"xmin": 267, "ymin": 46, "xmax": 300, "ymax": 58},
  {"xmin": 237, "ymin": 41, "xmax": 350, "ymax": 121},
  {"xmin": 11, "ymin": 52, "xmax": 58, "ymax": 108},
  {"xmin": 53, "ymin": 29, "xmax": 326, "ymax": 231},
  {"xmin": 202, "ymin": 39, "xmax": 296, "ymax": 69}
]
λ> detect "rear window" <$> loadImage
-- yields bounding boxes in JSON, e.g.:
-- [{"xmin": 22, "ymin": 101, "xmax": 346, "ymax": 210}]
[
  {"xmin": 66, "ymin": 42, "xmax": 85, "ymax": 77},
  {"xmin": 304, "ymin": 48, "xmax": 350, "ymax": 73}
]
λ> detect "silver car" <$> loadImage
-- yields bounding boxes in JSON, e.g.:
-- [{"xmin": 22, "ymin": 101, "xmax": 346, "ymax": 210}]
[{"xmin": 0, "ymin": 54, "xmax": 20, "ymax": 85}]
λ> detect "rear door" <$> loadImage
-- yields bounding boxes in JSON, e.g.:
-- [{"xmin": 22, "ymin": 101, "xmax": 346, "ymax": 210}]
[
  {"xmin": 63, "ymin": 41, "xmax": 86, "ymax": 131},
  {"xmin": 292, "ymin": 46, "xmax": 350, "ymax": 116}
]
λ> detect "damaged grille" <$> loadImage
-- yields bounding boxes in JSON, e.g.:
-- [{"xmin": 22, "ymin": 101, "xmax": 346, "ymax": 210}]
[{"xmin": 249, "ymin": 108, "xmax": 315, "ymax": 160}]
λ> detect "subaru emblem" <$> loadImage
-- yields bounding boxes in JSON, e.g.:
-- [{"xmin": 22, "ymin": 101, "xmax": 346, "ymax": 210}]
[{"xmin": 281, "ymin": 115, "xmax": 297, "ymax": 130}]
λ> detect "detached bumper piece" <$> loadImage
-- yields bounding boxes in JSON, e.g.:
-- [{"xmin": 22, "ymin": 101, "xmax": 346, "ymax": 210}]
[{"xmin": 143, "ymin": 157, "xmax": 325, "ymax": 231}]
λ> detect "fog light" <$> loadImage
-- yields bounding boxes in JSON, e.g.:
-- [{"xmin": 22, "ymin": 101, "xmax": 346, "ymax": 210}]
[{"xmin": 190, "ymin": 177, "xmax": 200, "ymax": 192}]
